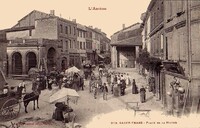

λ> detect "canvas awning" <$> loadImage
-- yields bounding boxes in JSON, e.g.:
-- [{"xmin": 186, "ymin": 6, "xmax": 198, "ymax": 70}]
[{"xmin": 162, "ymin": 61, "xmax": 185, "ymax": 75}]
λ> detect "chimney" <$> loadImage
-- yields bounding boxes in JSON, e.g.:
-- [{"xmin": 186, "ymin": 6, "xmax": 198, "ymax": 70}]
[
  {"xmin": 50, "ymin": 10, "xmax": 55, "ymax": 16},
  {"xmin": 72, "ymin": 19, "xmax": 76, "ymax": 23},
  {"xmin": 122, "ymin": 24, "xmax": 125, "ymax": 29}
]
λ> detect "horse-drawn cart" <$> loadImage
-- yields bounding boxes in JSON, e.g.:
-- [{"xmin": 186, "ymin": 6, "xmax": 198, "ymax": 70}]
[
  {"xmin": 0, "ymin": 69, "xmax": 21, "ymax": 122},
  {"xmin": 0, "ymin": 96, "xmax": 21, "ymax": 121}
]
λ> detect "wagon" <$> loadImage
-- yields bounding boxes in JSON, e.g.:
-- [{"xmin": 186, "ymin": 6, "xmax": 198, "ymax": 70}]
[
  {"xmin": 0, "ymin": 96, "xmax": 21, "ymax": 121},
  {"xmin": 0, "ymin": 70, "xmax": 21, "ymax": 122}
]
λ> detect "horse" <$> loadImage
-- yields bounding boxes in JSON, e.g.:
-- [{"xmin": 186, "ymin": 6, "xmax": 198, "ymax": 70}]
[{"xmin": 23, "ymin": 80, "xmax": 41, "ymax": 113}]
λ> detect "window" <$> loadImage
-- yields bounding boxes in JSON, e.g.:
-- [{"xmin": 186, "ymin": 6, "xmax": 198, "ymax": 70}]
[
  {"xmin": 80, "ymin": 42, "xmax": 82, "ymax": 49},
  {"xmin": 79, "ymin": 31, "xmax": 81, "ymax": 37},
  {"xmin": 66, "ymin": 40, "xmax": 68, "ymax": 50},
  {"xmin": 161, "ymin": 34, "xmax": 164, "ymax": 53},
  {"xmin": 69, "ymin": 40, "xmax": 72, "ymax": 49},
  {"xmin": 165, "ymin": 37, "xmax": 168, "ymax": 60},
  {"xmin": 60, "ymin": 24, "xmax": 63, "ymax": 33},
  {"xmin": 86, "ymin": 42, "xmax": 88, "ymax": 49},
  {"xmin": 65, "ymin": 26, "xmax": 68, "ymax": 34},
  {"xmin": 74, "ymin": 27, "xmax": 76, "ymax": 35},
  {"xmin": 83, "ymin": 42, "xmax": 86, "ymax": 49},
  {"xmin": 80, "ymin": 31, "xmax": 82, "ymax": 37},
  {"xmin": 73, "ymin": 40, "xmax": 76, "ymax": 49},
  {"xmin": 69, "ymin": 26, "xmax": 71, "ymax": 34}
]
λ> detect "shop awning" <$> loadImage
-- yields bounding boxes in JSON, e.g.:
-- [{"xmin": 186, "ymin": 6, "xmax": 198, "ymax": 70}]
[{"xmin": 162, "ymin": 61, "xmax": 185, "ymax": 75}]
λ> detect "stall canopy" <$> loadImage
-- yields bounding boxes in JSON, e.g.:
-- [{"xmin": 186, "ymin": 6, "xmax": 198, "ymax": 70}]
[{"xmin": 49, "ymin": 88, "xmax": 79, "ymax": 105}]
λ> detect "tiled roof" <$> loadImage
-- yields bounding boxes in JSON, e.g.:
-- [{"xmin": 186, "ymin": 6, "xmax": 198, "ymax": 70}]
[
  {"xmin": 111, "ymin": 36, "xmax": 142, "ymax": 46},
  {"xmin": 0, "ymin": 26, "xmax": 35, "ymax": 33}
]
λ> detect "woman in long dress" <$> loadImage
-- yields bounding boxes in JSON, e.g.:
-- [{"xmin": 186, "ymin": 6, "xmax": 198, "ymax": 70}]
[{"xmin": 140, "ymin": 86, "xmax": 146, "ymax": 103}]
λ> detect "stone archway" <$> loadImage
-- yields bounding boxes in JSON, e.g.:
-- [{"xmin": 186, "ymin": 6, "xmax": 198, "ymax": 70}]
[
  {"xmin": 26, "ymin": 52, "xmax": 37, "ymax": 73},
  {"xmin": 47, "ymin": 47, "xmax": 56, "ymax": 71},
  {"xmin": 12, "ymin": 52, "xmax": 22, "ymax": 74}
]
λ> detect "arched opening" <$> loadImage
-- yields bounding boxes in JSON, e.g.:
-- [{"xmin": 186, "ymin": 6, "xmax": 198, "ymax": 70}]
[
  {"xmin": 61, "ymin": 57, "xmax": 67, "ymax": 71},
  {"xmin": 26, "ymin": 52, "xmax": 37, "ymax": 73},
  {"xmin": 12, "ymin": 52, "xmax": 22, "ymax": 74},
  {"xmin": 47, "ymin": 47, "xmax": 56, "ymax": 71}
]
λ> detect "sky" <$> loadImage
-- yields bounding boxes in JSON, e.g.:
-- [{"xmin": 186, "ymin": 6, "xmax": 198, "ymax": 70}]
[{"xmin": 0, "ymin": 0, "xmax": 150, "ymax": 38}]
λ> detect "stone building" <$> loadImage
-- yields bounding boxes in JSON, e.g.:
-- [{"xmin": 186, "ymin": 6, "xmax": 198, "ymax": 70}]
[
  {"xmin": 110, "ymin": 23, "xmax": 142, "ymax": 68},
  {"xmin": 77, "ymin": 23, "xmax": 87, "ymax": 65},
  {"xmin": 86, "ymin": 26, "xmax": 102, "ymax": 65},
  {"xmin": 141, "ymin": 0, "xmax": 164, "ymax": 103},
  {"xmin": 141, "ymin": 0, "xmax": 200, "ymax": 115},
  {"xmin": 7, "ymin": 38, "xmax": 60, "ymax": 75},
  {"xmin": 163, "ymin": 0, "xmax": 200, "ymax": 115},
  {"xmin": 85, "ymin": 26, "xmax": 93, "ymax": 64},
  {"xmin": 100, "ymin": 32, "xmax": 111, "ymax": 64},
  {"xmin": 0, "ymin": 10, "xmax": 78, "ymax": 73},
  {"xmin": 33, "ymin": 14, "xmax": 78, "ymax": 69},
  {"xmin": 0, "ymin": 32, "xmax": 7, "ymax": 75},
  {"xmin": 0, "ymin": 10, "xmax": 110, "ymax": 75}
]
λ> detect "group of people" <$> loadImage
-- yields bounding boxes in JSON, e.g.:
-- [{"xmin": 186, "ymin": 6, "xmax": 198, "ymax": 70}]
[
  {"xmin": 31, "ymin": 67, "xmax": 85, "ymax": 93},
  {"xmin": 85, "ymin": 68, "xmax": 148, "ymax": 103},
  {"xmin": 85, "ymin": 69, "xmax": 132, "ymax": 100},
  {"xmin": 0, "ymin": 80, "xmax": 26, "ymax": 99},
  {"xmin": 109, "ymin": 72, "xmax": 131, "ymax": 96}
]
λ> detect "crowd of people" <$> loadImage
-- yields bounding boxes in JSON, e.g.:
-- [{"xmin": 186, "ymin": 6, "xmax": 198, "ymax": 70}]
[{"xmin": 0, "ymin": 64, "xmax": 148, "ymax": 123}]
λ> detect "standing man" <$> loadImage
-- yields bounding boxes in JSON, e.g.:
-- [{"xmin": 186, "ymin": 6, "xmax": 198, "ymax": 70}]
[
  {"xmin": 140, "ymin": 86, "xmax": 146, "ymax": 103},
  {"xmin": 102, "ymin": 83, "xmax": 108, "ymax": 100},
  {"xmin": 120, "ymin": 79, "xmax": 126, "ymax": 96}
]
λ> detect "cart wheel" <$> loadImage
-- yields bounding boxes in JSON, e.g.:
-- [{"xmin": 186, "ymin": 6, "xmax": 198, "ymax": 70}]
[
  {"xmin": 0, "ymin": 98, "xmax": 21, "ymax": 121},
  {"xmin": 0, "ymin": 124, "xmax": 8, "ymax": 128}
]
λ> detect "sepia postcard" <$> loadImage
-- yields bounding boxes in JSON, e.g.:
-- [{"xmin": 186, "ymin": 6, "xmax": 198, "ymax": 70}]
[{"xmin": 0, "ymin": 0, "xmax": 200, "ymax": 128}]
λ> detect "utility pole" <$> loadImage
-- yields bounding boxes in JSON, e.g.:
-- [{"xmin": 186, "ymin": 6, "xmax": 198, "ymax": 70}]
[{"xmin": 182, "ymin": 0, "xmax": 191, "ymax": 116}]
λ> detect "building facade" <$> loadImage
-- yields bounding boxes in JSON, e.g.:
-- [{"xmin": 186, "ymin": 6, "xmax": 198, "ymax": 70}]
[
  {"xmin": 7, "ymin": 38, "xmax": 60, "ymax": 75},
  {"xmin": 100, "ymin": 33, "xmax": 111, "ymax": 64},
  {"xmin": 85, "ymin": 27, "xmax": 93, "ymax": 64},
  {"xmin": 34, "ymin": 15, "xmax": 78, "ymax": 69},
  {"xmin": 111, "ymin": 23, "xmax": 142, "ymax": 68},
  {"xmin": 141, "ymin": 0, "xmax": 165, "ymax": 104},
  {"xmin": 163, "ymin": 0, "xmax": 200, "ymax": 115},
  {"xmin": 77, "ymin": 23, "xmax": 87, "ymax": 66},
  {"xmin": 141, "ymin": 0, "xmax": 200, "ymax": 115},
  {"xmin": 0, "ymin": 10, "xmax": 110, "ymax": 75},
  {"xmin": 0, "ymin": 32, "xmax": 7, "ymax": 75}
]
